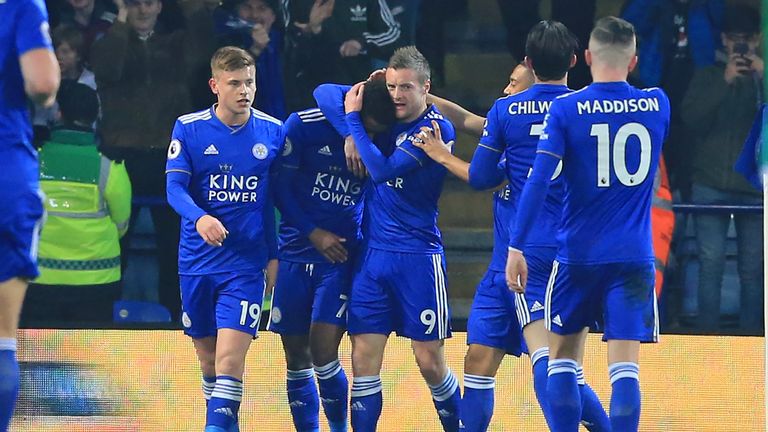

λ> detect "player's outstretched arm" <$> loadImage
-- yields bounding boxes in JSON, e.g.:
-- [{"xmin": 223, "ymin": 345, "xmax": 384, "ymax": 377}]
[
  {"xmin": 413, "ymin": 121, "xmax": 469, "ymax": 182},
  {"xmin": 426, "ymin": 94, "xmax": 485, "ymax": 137}
]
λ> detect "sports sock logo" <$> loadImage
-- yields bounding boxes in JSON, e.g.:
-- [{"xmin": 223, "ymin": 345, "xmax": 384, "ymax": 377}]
[
  {"xmin": 350, "ymin": 401, "xmax": 366, "ymax": 411},
  {"xmin": 213, "ymin": 407, "xmax": 235, "ymax": 418}
]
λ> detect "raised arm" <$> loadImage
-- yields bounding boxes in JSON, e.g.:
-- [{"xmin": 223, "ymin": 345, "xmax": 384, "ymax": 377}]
[
  {"xmin": 426, "ymin": 94, "xmax": 485, "ymax": 137},
  {"xmin": 17, "ymin": 0, "xmax": 59, "ymax": 107}
]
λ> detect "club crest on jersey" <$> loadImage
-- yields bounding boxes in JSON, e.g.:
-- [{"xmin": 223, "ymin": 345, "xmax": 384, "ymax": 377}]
[
  {"xmin": 282, "ymin": 138, "xmax": 293, "ymax": 156},
  {"xmin": 270, "ymin": 307, "xmax": 282, "ymax": 323},
  {"xmin": 396, "ymin": 132, "xmax": 407, "ymax": 147},
  {"xmin": 252, "ymin": 143, "xmax": 268, "ymax": 160},
  {"xmin": 167, "ymin": 139, "xmax": 182, "ymax": 159}
]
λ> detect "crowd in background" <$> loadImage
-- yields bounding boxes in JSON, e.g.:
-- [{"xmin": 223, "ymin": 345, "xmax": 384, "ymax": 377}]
[{"xmin": 21, "ymin": 0, "xmax": 765, "ymax": 335}]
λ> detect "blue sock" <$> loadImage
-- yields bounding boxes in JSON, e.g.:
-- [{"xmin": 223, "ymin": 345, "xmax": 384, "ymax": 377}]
[
  {"xmin": 350, "ymin": 376, "xmax": 382, "ymax": 432},
  {"xmin": 315, "ymin": 360, "xmax": 348, "ymax": 432},
  {"xmin": 576, "ymin": 366, "xmax": 610, "ymax": 432},
  {"xmin": 206, "ymin": 375, "xmax": 242, "ymax": 430},
  {"xmin": 530, "ymin": 347, "xmax": 553, "ymax": 428},
  {"xmin": 547, "ymin": 359, "xmax": 580, "ymax": 432},
  {"xmin": 429, "ymin": 369, "xmax": 461, "ymax": 432},
  {"xmin": 461, "ymin": 374, "xmax": 495, "ymax": 432},
  {"xmin": 0, "ymin": 338, "xmax": 19, "ymax": 432},
  {"xmin": 287, "ymin": 368, "xmax": 320, "ymax": 432},
  {"xmin": 609, "ymin": 362, "xmax": 640, "ymax": 432}
]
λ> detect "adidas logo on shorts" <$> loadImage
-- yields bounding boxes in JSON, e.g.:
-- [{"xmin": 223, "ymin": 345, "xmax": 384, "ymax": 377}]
[{"xmin": 531, "ymin": 301, "xmax": 544, "ymax": 312}]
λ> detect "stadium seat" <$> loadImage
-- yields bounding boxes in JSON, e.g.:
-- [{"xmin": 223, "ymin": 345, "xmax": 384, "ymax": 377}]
[{"xmin": 113, "ymin": 300, "xmax": 172, "ymax": 323}]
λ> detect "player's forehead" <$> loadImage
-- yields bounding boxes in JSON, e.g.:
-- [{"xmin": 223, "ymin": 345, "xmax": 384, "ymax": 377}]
[
  {"xmin": 510, "ymin": 65, "xmax": 528, "ymax": 81},
  {"xmin": 216, "ymin": 66, "xmax": 255, "ymax": 82},
  {"xmin": 385, "ymin": 67, "xmax": 420, "ymax": 86}
]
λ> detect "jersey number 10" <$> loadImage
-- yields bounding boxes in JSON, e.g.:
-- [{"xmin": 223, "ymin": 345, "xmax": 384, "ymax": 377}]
[{"xmin": 591, "ymin": 122, "xmax": 651, "ymax": 188}]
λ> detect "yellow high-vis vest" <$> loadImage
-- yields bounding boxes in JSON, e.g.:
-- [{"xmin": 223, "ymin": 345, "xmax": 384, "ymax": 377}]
[{"xmin": 36, "ymin": 129, "xmax": 132, "ymax": 285}]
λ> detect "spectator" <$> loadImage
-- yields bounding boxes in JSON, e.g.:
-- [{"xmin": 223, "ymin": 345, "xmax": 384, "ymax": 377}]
[
  {"xmin": 282, "ymin": 0, "xmax": 401, "ymax": 111},
  {"xmin": 22, "ymin": 83, "xmax": 131, "ymax": 324},
  {"xmin": 681, "ymin": 4, "xmax": 764, "ymax": 332},
  {"xmin": 623, "ymin": 0, "xmax": 724, "ymax": 198},
  {"xmin": 90, "ymin": 0, "xmax": 214, "ymax": 320},
  {"xmin": 33, "ymin": 25, "xmax": 98, "ymax": 141},
  {"xmin": 58, "ymin": 0, "xmax": 117, "ymax": 58},
  {"xmin": 212, "ymin": 0, "xmax": 286, "ymax": 118}
]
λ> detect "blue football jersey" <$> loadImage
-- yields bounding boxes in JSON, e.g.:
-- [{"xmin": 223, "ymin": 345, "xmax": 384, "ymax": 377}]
[
  {"xmin": 1, "ymin": 0, "xmax": 52, "ymax": 186},
  {"xmin": 488, "ymin": 184, "xmax": 514, "ymax": 272},
  {"xmin": 482, "ymin": 84, "xmax": 570, "ymax": 251},
  {"xmin": 538, "ymin": 82, "xmax": 670, "ymax": 264},
  {"xmin": 277, "ymin": 108, "xmax": 364, "ymax": 262},
  {"xmin": 166, "ymin": 107, "xmax": 285, "ymax": 275},
  {"xmin": 362, "ymin": 105, "xmax": 456, "ymax": 253}
]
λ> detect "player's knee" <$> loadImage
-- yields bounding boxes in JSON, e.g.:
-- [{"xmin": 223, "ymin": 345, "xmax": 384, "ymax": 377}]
[
  {"xmin": 351, "ymin": 347, "xmax": 381, "ymax": 376},
  {"xmin": 285, "ymin": 345, "xmax": 313, "ymax": 371},
  {"xmin": 310, "ymin": 344, "xmax": 338, "ymax": 367},
  {"xmin": 413, "ymin": 348, "xmax": 446, "ymax": 383},
  {"xmin": 463, "ymin": 346, "xmax": 496, "ymax": 375}
]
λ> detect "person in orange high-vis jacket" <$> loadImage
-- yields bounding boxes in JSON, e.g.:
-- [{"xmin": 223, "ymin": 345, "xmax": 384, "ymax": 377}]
[{"xmin": 652, "ymin": 157, "xmax": 675, "ymax": 298}]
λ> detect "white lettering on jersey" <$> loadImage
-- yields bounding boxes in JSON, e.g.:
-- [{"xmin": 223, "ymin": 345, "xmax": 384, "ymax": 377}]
[
  {"xmin": 311, "ymin": 173, "xmax": 361, "ymax": 205},
  {"xmin": 507, "ymin": 100, "xmax": 552, "ymax": 115},
  {"xmin": 385, "ymin": 177, "xmax": 404, "ymax": 189},
  {"xmin": 207, "ymin": 174, "xmax": 260, "ymax": 203},
  {"xmin": 577, "ymin": 97, "xmax": 660, "ymax": 115}
]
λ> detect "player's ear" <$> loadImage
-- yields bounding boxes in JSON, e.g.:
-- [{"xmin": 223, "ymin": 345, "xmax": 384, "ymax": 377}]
[
  {"xmin": 208, "ymin": 77, "xmax": 218, "ymax": 95},
  {"xmin": 569, "ymin": 53, "xmax": 577, "ymax": 69},
  {"xmin": 627, "ymin": 55, "xmax": 638, "ymax": 73},
  {"xmin": 524, "ymin": 56, "xmax": 533, "ymax": 71},
  {"xmin": 584, "ymin": 49, "xmax": 592, "ymax": 67},
  {"xmin": 423, "ymin": 79, "xmax": 431, "ymax": 95}
]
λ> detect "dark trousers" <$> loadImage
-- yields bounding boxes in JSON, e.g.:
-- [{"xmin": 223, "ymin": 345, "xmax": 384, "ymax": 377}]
[
  {"xmin": 21, "ymin": 282, "xmax": 121, "ymax": 323},
  {"xmin": 122, "ymin": 148, "xmax": 182, "ymax": 321}
]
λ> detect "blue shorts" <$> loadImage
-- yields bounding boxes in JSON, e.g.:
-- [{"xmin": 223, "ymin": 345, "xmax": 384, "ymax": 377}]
[
  {"xmin": 0, "ymin": 189, "xmax": 44, "ymax": 282},
  {"xmin": 513, "ymin": 247, "xmax": 556, "ymax": 329},
  {"xmin": 180, "ymin": 272, "xmax": 266, "ymax": 339},
  {"xmin": 348, "ymin": 249, "xmax": 451, "ymax": 341},
  {"xmin": 545, "ymin": 260, "xmax": 659, "ymax": 342},
  {"xmin": 466, "ymin": 269, "xmax": 523, "ymax": 357},
  {"xmin": 268, "ymin": 260, "xmax": 351, "ymax": 334}
]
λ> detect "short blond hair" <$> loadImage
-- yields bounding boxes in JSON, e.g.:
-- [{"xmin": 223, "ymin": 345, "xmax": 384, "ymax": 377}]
[
  {"xmin": 210, "ymin": 46, "xmax": 255, "ymax": 77},
  {"xmin": 588, "ymin": 16, "xmax": 636, "ymax": 68}
]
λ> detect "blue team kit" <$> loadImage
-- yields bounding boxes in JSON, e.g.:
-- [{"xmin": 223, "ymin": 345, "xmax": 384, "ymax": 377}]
[
  {"xmin": 269, "ymin": 107, "xmax": 364, "ymax": 334},
  {"xmin": 519, "ymin": 82, "xmax": 671, "ymax": 341},
  {"xmin": 0, "ymin": 0, "xmax": 51, "ymax": 282},
  {"xmin": 166, "ymin": 106, "xmax": 283, "ymax": 337}
]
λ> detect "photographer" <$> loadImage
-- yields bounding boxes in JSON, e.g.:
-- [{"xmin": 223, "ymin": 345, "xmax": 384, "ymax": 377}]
[
  {"xmin": 212, "ymin": 0, "xmax": 286, "ymax": 119},
  {"xmin": 681, "ymin": 4, "xmax": 763, "ymax": 333}
]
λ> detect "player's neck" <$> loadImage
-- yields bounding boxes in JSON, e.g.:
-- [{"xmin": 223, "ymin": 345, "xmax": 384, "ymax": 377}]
[
  {"xmin": 401, "ymin": 103, "xmax": 429, "ymax": 124},
  {"xmin": 534, "ymin": 77, "xmax": 568, "ymax": 86},
  {"xmin": 590, "ymin": 67, "xmax": 629, "ymax": 83},
  {"xmin": 214, "ymin": 104, "xmax": 251, "ymax": 127}
]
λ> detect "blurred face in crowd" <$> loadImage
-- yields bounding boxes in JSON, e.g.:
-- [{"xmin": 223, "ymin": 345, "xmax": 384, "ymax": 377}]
[
  {"xmin": 385, "ymin": 67, "xmax": 430, "ymax": 123},
  {"xmin": 210, "ymin": 66, "xmax": 257, "ymax": 120},
  {"xmin": 55, "ymin": 41, "xmax": 82, "ymax": 78},
  {"xmin": 721, "ymin": 31, "xmax": 760, "ymax": 57},
  {"xmin": 503, "ymin": 64, "xmax": 534, "ymax": 96},
  {"xmin": 238, "ymin": 0, "xmax": 275, "ymax": 31},
  {"xmin": 127, "ymin": 0, "xmax": 162, "ymax": 35},
  {"xmin": 66, "ymin": 0, "xmax": 94, "ymax": 12}
]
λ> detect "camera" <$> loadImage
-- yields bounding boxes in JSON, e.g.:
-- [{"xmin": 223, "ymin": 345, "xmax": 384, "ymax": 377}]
[{"xmin": 734, "ymin": 42, "xmax": 750, "ymax": 56}]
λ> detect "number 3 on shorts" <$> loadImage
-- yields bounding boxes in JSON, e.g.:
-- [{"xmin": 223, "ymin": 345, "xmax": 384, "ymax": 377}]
[
  {"xmin": 421, "ymin": 309, "xmax": 436, "ymax": 334},
  {"xmin": 239, "ymin": 300, "xmax": 262, "ymax": 329}
]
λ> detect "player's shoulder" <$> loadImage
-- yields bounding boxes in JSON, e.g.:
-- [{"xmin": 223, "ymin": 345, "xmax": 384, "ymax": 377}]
[
  {"xmin": 250, "ymin": 107, "xmax": 283, "ymax": 128},
  {"xmin": 552, "ymin": 85, "xmax": 590, "ymax": 103},
  {"xmin": 177, "ymin": 108, "xmax": 214, "ymax": 126},
  {"xmin": 636, "ymin": 86, "xmax": 670, "ymax": 104},
  {"xmin": 420, "ymin": 105, "xmax": 455, "ymax": 136}
]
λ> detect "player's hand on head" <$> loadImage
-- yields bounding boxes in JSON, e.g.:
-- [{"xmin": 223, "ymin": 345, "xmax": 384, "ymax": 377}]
[
  {"xmin": 344, "ymin": 82, "xmax": 365, "ymax": 114},
  {"xmin": 309, "ymin": 228, "xmax": 348, "ymax": 263},
  {"xmin": 413, "ymin": 121, "xmax": 450, "ymax": 163},
  {"xmin": 505, "ymin": 248, "xmax": 527, "ymax": 294},
  {"xmin": 367, "ymin": 68, "xmax": 386, "ymax": 82},
  {"xmin": 195, "ymin": 215, "xmax": 228, "ymax": 247},
  {"xmin": 344, "ymin": 135, "xmax": 367, "ymax": 178}
]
